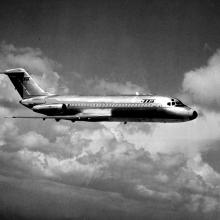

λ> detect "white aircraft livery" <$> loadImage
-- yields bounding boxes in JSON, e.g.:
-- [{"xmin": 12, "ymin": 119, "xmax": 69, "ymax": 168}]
[{"xmin": 1, "ymin": 68, "xmax": 197, "ymax": 123}]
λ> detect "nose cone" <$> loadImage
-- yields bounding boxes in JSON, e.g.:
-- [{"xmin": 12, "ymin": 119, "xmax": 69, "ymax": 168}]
[{"xmin": 189, "ymin": 110, "xmax": 198, "ymax": 120}]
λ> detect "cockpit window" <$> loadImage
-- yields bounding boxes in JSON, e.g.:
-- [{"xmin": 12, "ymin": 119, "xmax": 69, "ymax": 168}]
[
  {"xmin": 167, "ymin": 99, "xmax": 185, "ymax": 107},
  {"xmin": 175, "ymin": 100, "xmax": 185, "ymax": 107}
]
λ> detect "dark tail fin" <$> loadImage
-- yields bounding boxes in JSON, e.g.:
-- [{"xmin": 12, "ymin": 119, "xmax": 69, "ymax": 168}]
[{"xmin": 3, "ymin": 68, "xmax": 48, "ymax": 99}]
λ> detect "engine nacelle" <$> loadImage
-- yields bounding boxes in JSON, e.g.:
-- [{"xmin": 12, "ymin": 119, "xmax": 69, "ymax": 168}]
[
  {"xmin": 32, "ymin": 104, "xmax": 67, "ymax": 115},
  {"xmin": 32, "ymin": 104, "xmax": 80, "ymax": 115}
]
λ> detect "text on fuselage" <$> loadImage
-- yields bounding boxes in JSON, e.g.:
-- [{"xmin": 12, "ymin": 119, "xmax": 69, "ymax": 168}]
[{"xmin": 141, "ymin": 99, "xmax": 155, "ymax": 103}]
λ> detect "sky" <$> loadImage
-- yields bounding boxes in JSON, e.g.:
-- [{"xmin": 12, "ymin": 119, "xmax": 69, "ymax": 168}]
[{"xmin": 1, "ymin": 0, "xmax": 220, "ymax": 219}]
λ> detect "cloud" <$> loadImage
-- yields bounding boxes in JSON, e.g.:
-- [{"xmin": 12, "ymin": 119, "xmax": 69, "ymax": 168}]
[
  {"xmin": 0, "ymin": 174, "xmax": 179, "ymax": 220},
  {"xmin": 136, "ymin": 184, "xmax": 181, "ymax": 201},
  {"xmin": 0, "ymin": 42, "xmax": 56, "ymax": 74},
  {"xmin": 182, "ymin": 49, "xmax": 220, "ymax": 107},
  {"xmin": 186, "ymin": 194, "xmax": 220, "ymax": 213},
  {"xmin": 0, "ymin": 42, "xmax": 67, "ymax": 102},
  {"xmin": 1, "ymin": 117, "xmax": 220, "ymax": 218},
  {"xmin": 1, "ymin": 43, "xmax": 220, "ymax": 219},
  {"xmin": 1, "ymin": 114, "xmax": 220, "ymax": 219},
  {"xmin": 18, "ymin": 131, "xmax": 49, "ymax": 148}
]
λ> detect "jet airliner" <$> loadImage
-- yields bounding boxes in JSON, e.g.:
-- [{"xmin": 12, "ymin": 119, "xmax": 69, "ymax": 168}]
[{"xmin": 1, "ymin": 68, "xmax": 197, "ymax": 123}]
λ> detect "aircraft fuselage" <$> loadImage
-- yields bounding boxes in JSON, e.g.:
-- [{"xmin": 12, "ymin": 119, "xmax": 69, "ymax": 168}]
[
  {"xmin": 20, "ymin": 95, "xmax": 198, "ymax": 123},
  {"xmin": 1, "ymin": 68, "xmax": 197, "ymax": 123}
]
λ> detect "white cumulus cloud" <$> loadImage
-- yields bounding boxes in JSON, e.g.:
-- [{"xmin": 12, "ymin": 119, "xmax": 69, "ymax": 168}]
[{"xmin": 182, "ymin": 49, "xmax": 220, "ymax": 106}]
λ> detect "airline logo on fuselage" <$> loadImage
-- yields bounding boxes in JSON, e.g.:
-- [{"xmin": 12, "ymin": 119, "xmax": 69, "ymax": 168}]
[{"xmin": 141, "ymin": 99, "xmax": 155, "ymax": 103}]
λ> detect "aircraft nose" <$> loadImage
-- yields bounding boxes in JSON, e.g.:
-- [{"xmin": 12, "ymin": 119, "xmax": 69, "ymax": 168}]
[{"xmin": 189, "ymin": 110, "xmax": 198, "ymax": 120}]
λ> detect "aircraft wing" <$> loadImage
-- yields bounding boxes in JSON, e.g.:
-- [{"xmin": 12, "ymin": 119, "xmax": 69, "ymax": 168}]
[
  {"xmin": 4, "ymin": 116, "xmax": 74, "ymax": 120},
  {"xmin": 4, "ymin": 111, "xmax": 111, "ymax": 121}
]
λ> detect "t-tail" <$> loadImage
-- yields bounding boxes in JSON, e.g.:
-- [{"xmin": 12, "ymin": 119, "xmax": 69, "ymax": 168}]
[{"xmin": 2, "ymin": 68, "xmax": 49, "ymax": 99}]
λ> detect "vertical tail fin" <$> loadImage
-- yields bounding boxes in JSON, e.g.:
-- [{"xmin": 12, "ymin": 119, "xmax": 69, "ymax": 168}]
[{"xmin": 3, "ymin": 68, "xmax": 48, "ymax": 99}]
